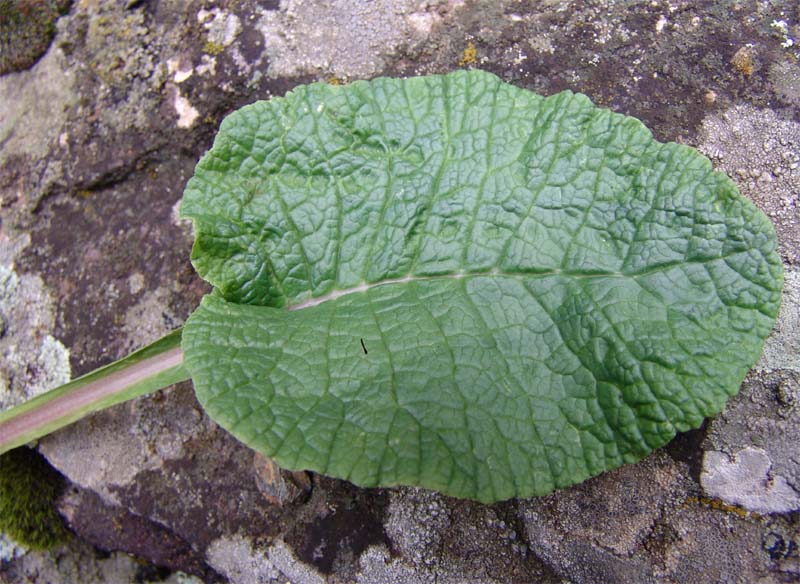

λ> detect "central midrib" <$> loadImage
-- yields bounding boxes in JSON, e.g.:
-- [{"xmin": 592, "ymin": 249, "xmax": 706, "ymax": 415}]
[
  {"xmin": 286, "ymin": 268, "xmax": 620, "ymax": 310},
  {"xmin": 285, "ymin": 250, "xmax": 745, "ymax": 311}
]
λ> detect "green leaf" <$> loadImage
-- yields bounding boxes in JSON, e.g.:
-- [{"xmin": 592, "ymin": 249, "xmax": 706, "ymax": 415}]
[{"xmin": 180, "ymin": 70, "xmax": 783, "ymax": 503}]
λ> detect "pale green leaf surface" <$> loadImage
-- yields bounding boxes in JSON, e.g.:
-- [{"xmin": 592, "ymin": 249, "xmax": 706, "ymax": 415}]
[{"xmin": 180, "ymin": 70, "xmax": 782, "ymax": 502}]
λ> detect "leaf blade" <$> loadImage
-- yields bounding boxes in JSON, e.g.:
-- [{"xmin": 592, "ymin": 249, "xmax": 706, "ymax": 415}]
[
  {"xmin": 181, "ymin": 70, "xmax": 782, "ymax": 502},
  {"xmin": 184, "ymin": 265, "xmax": 777, "ymax": 502}
]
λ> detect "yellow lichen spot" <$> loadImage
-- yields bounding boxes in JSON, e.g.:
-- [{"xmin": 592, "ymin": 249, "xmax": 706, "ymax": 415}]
[
  {"xmin": 731, "ymin": 46, "xmax": 755, "ymax": 77},
  {"xmin": 459, "ymin": 41, "xmax": 478, "ymax": 67},
  {"xmin": 327, "ymin": 77, "xmax": 343, "ymax": 86},
  {"xmin": 683, "ymin": 495, "xmax": 760, "ymax": 520},
  {"xmin": 203, "ymin": 41, "xmax": 225, "ymax": 56}
]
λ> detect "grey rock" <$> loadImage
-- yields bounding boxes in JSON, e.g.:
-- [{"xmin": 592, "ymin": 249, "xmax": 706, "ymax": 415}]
[
  {"xmin": 258, "ymin": 0, "xmax": 456, "ymax": 79},
  {"xmin": 39, "ymin": 384, "xmax": 286, "ymax": 580},
  {"xmin": 519, "ymin": 452, "xmax": 685, "ymax": 583},
  {"xmin": 0, "ymin": 531, "xmax": 202, "ymax": 584},
  {"xmin": 0, "ymin": 243, "xmax": 70, "ymax": 411},
  {"xmin": 698, "ymin": 105, "xmax": 800, "ymax": 266},
  {"xmin": 205, "ymin": 536, "xmax": 280, "ymax": 584},
  {"xmin": 518, "ymin": 451, "xmax": 784, "ymax": 583},
  {"xmin": 38, "ymin": 384, "xmax": 207, "ymax": 508},
  {"xmin": 370, "ymin": 487, "xmax": 555, "ymax": 582},
  {"xmin": 701, "ymin": 447, "xmax": 800, "ymax": 514},
  {"xmin": 757, "ymin": 269, "xmax": 800, "ymax": 373},
  {"xmin": 700, "ymin": 369, "xmax": 800, "ymax": 516},
  {"xmin": 0, "ymin": 44, "xmax": 77, "ymax": 215},
  {"xmin": 2, "ymin": 0, "xmax": 800, "ymax": 582}
]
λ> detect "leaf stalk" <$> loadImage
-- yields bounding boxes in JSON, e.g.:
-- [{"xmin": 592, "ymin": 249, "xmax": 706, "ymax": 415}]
[{"xmin": 0, "ymin": 329, "xmax": 189, "ymax": 454}]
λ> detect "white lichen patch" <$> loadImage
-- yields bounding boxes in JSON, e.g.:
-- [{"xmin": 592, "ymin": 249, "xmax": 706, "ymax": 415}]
[
  {"xmin": 257, "ymin": 0, "xmax": 451, "ymax": 79},
  {"xmin": 206, "ymin": 535, "xmax": 279, "ymax": 584},
  {"xmin": 771, "ymin": 19, "xmax": 795, "ymax": 49},
  {"xmin": 206, "ymin": 535, "xmax": 327, "ymax": 584},
  {"xmin": 528, "ymin": 33, "xmax": 555, "ymax": 55},
  {"xmin": 167, "ymin": 57, "xmax": 194, "ymax": 83},
  {"xmin": 356, "ymin": 546, "xmax": 429, "ymax": 584},
  {"xmin": 0, "ymin": 262, "xmax": 70, "ymax": 412},
  {"xmin": 384, "ymin": 488, "xmax": 451, "ymax": 568},
  {"xmin": 701, "ymin": 447, "xmax": 800, "ymax": 514},
  {"xmin": 195, "ymin": 54, "xmax": 217, "ymax": 77},
  {"xmin": 198, "ymin": 8, "xmax": 242, "ymax": 47},
  {"xmin": 698, "ymin": 104, "xmax": 800, "ymax": 265},
  {"xmin": 3, "ymin": 529, "xmax": 198, "ymax": 584},
  {"xmin": 121, "ymin": 286, "xmax": 179, "ymax": 354},
  {"xmin": 363, "ymin": 486, "xmax": 532, "ymax": 581},
  {"xmin": 758, "ymin": 269, "xmax": 800, "ymax": 372},
  {"xmin": 406, "ymin": 11, "xmax": 437, "ymax": 35},
  {"xmin": 172, "ymin": 87, "xmax": 200, "ymax": 128},
  {"xmin": 268, "ymin": 540, "xmax": 326, "ymax": 584},
  {"xmin": 0, "ymin": 533, "xmax": 26, "ymax": 562},
  {"xmin": 127, "ymin": 272, "xmax": 145, "ymax": 295}
]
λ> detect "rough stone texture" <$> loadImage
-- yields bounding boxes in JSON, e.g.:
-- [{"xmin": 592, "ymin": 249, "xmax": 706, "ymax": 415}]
[
  {"xmin": 0, "ymin": 0, "xmax": 71, "ymax": 74},
  {"xmin": 0, "ymin": 44, "xmax": 77, "ymax": 215},
  {"xmin": 368, "ymin": 488, "xmax": 556, "ymax": 583},
  {"xmin": 701, "ymin": 447, "xmax": 800, "ymax": 514},
  {"xmin": 0, "ymin": 256, "xmax": 70, "ymax": 411},
  {"xmin": 1, "ymin": 0, "xmax": 799, "ymax": 582},
  {"xmin": 520, "ymin": 452, "xmax": 685, "ymax": 583},
  {"xmin": 258, "ymin": 0, "xmax": 462, "ymax": 79},
  {"xmin": 698, "ymin": 105, "xmax": 800, "ymax": 266},
  {"xmin": 758, "ymin": 269, "xmax": 800, "ymax": 373},
  {"xmin": 0, "ymin": 531, "xmax": 202, "ymax": 584},
  {"xmin": 37, "ymin": 384, "xmax": 288, "ymax": 581},
  {"xmin": 518, "ymin": 451, "xmax": 798, "ymax": 583},
  {"xmin": 701, "ymin": 368, "xmax": 800, "ymax": 515}
]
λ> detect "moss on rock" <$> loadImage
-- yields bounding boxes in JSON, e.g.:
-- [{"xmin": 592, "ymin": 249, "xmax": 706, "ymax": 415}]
[{"xmin": 0, "ymin": 447, "xmax": 69, "ymax": 550}]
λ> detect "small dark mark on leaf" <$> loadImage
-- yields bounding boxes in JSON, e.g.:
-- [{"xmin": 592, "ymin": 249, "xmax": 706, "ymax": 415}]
[{"xmin": 360, "ymin": 338, "xmax": 368, "ymax": 355}]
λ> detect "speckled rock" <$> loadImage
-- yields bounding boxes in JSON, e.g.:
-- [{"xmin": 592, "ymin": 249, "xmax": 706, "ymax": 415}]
[
  {"xmin": 698, "ymin": 105, "xmax": 800, "ymax": 266},
  {"xmin": 0, "ymin": 0, "xmax": 71, "ymax": 74},
  {"xmin": 700, "ymin": 369, "xmax": 800, "ymax": 515},
  {"xmin": 258, "ymin": 0, "xmax": 461, "ymax": 79},
  {"xmin": 518, "ymin": 451, "xmax": 795, "ymax": 583},
  {"xmin": 38, "ymin": 383, "xmax": 287, "ymax": 580},
  {"xmin": 758, "ymin": 270, "xmax": 800, "ymax": 373},
  {"xmin": 361, "ymin": 488, "xmax": 555, "ymax": 583},
  {"xmin": 0, "ymin": 235, "xmax": 70, "ymax": 411},
  {"xmin": 701, "ymin": 447, "xmax": 800, "ymax": 514},
  {"xmin": 1, "ymin": 0, "xmax": 799, "ymax": 582},
  {"xmin": 0, "ymin": 531, "xmax": 202, "ymax": 584}
]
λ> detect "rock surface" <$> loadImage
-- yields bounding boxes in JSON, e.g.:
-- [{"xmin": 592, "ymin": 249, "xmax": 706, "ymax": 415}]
[{"xmin": 1, "ymin": 0, "xmax": 799, "ymax": 583}]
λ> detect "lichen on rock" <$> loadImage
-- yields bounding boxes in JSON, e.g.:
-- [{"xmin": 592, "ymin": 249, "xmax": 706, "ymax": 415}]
[
  {"xmin": 0, "ymin": 0, "xmax": 71, "ymax": 74},
  {"xmin": 2, "ymin": 0, "xmax": 799, "ymax": 582},
  {"xmin": 0, "ymin": 258, "xmax": 70, "ymax": 412},
  {"xmin": 701, "ymin": 447, "xmax": 800, "ymax": 514}
]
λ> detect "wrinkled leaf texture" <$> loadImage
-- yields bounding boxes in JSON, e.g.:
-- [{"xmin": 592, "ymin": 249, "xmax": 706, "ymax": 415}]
[{"xmin": 180, "ymin": 70, "xmax": 782, "ymax": 503}]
